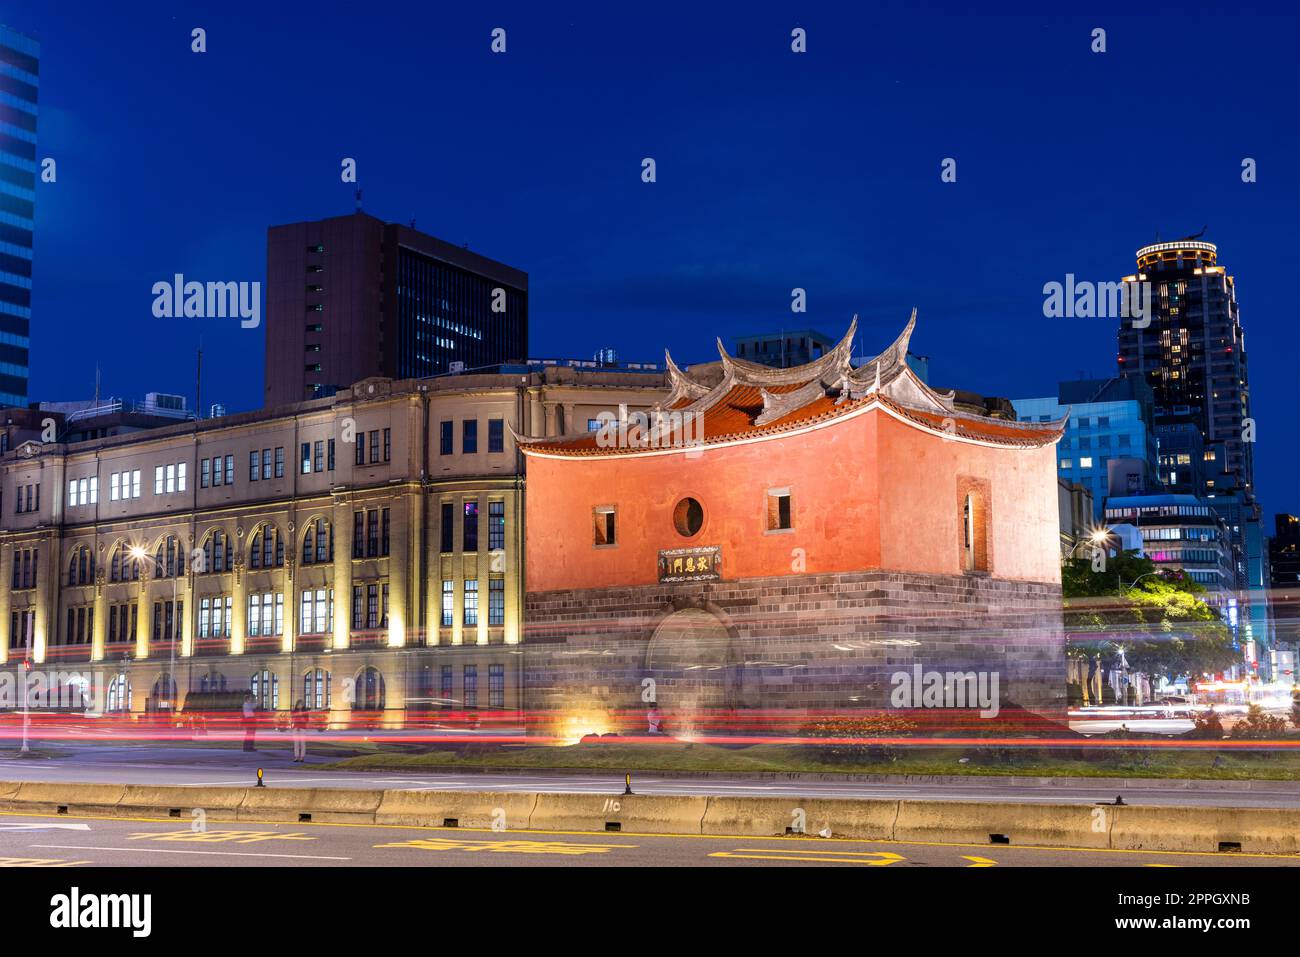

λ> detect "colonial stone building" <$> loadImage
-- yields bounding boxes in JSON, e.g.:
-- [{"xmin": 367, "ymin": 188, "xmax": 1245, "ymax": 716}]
[
  {"xmin": 519, "ymin": 314, "xmax": 1069, "ymax": 733},
  {"xmin": 0, "ymin": 364, "xmax": 666, "ymax": 724}
]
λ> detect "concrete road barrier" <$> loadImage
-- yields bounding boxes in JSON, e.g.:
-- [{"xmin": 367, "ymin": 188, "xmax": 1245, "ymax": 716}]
[
  {"xmin": 5, "ymin": 781, "xmax": 126, "ymax": 816},
  {"xmin": 376, "ymin": 789, "xmax": 537, "ymax": 830},
  {"xmin": 701, "ymin": 796, "xmax": 898, "ymax": 840},
  {"xmin": 1111, "ymin": 804, "xmax": 1300, "ymax": 855},
  {"xmin": 531, "ymin": 792, "xmax": 710, "ymax": 835},
  {"xmin": 0, "ymin": 779, "xmax": 1293, "ymax": 859},
  {"xmin": 893, "ymin": 800, "xmax": 1110, "ymax": 849}
]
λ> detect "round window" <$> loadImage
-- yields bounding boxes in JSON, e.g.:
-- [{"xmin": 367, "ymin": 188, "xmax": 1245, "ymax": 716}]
[{"xmin": 672, "ymin": 497, "xmax": 704, "ymax": 537}]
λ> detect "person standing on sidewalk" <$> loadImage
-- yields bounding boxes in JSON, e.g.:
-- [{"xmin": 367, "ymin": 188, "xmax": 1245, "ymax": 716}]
[
  {"xmin": 242, "ymin": 693, "xmax": 257, "ymax": 752},
  {"xmin": 290, "ymin": 698, "xmax": 308, "ymax": 762}
]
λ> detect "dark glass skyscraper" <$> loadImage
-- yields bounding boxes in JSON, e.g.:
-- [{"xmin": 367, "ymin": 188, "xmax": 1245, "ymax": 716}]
[
  {"xmin": 0, "ymin": 25, "xmax": 38, "ymax": 407},
  {"xmin": 264, "ymin": 212, "xmax": 527, "ymax": 407},
  {"xmin": 1118, "ymin": 239, "xmax": 1255, "ymax": 501}
]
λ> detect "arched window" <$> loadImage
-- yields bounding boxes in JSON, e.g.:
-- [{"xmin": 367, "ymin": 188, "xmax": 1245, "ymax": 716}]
[
  {"xmin": 154, "ymin": 536, "xmax": 181, "ymax": 578},
  {"xmin": 250, "ymin": 526, "xmax": 284, "ymax": 569},
  {"xmin": 251, "ymin": 669, "xmax": 279, "ymax": 710},
  {"xmin": 353, "ymin": 667, "xmax": 385, "ymax": 711},
  {"xmin": 303, "ymin": 669, "xmax": 331, "ymax": 710},
  {"xmin": 110, "ymin": 544, "xmax": 141, "ymax": 583},
  {"xmin": 67, "ymin": 546, "xmax": 95, "ymax": 586},
  {"xmin": 107, "ymin": 674, "xmax": 132, "ymax": 713},
  {"xmin": 152, "ymin": 674, "xmax": 177, "ymax": 709},
  {"xmin": 302, "ymin": 521, "xmax": 333, "ymax": 565},
  {"xmin": 204, "ymin": 530, "xmax": 228, "ymax": 573}
]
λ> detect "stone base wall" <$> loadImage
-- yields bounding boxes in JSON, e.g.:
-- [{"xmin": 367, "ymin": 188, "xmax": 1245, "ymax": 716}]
[{"xmin": 524, "ymin": 570, "xmax": 1065, "ymax": 729}]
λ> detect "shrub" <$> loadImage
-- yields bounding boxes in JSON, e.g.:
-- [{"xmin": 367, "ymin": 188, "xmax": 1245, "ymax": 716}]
[
  {"xmin": 1188, "ymin": 709, "xmax": 1225, "ymax": 739},
  {"xmin": 802, "ymin": 713, "xmax": 917, "ymax": 764},
  {"xmin": 1229, "ymin": 704, "xmax": 1288, "ymax": 740}
]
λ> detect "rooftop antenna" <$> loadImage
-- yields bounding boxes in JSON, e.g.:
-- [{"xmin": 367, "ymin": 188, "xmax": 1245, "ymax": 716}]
[
  {"xmin": 409, "ymin": 218, "xmax": 416, "ymax": 229},
  {"xmin": 354, "ymin": 188, "xmax": 363, "ymax": 212},
  {"xmin": 93, "ymin": 363, "xmax": 100, "ymax": 406}
]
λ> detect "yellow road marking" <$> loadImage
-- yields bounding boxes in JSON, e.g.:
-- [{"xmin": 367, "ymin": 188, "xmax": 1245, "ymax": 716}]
[
  {"xmin": 710, "ymin": 849, "xmax": 904, "ymax": 865},
  {"xmin": 0, "ymin": 856, "xmax": 90, "ymax": 867},
  {"xmin": 377, "ymin": 837, "xmax": 636, "ymax": 856},
  {"xmin": 3, "ymin": 809, "xmax": 1298, "ymax": 862},
  {"xmin": 962, "ymin": 855, "xmax": 997, "ymax": 867},
  {"xmin": 127, "ymin": 829, "xmax": 314, "ymax": 844}
]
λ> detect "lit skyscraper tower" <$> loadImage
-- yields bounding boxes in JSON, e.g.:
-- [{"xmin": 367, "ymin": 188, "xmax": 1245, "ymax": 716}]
[
  {"xmin": 0, "ymin": 24, "xmax": 37, "ymax": 407},
  {"xmin": 1118, "ymin": 236, "xmax": 1271, "ymax": 670}
]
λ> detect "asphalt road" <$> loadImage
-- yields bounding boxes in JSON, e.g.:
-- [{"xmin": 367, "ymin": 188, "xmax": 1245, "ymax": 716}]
[
  {"xmin": 0, "ymin": 810, "xmax": 1295, "ymax": 867},
  {"xmin": 0, "ymin": 744, "xmax": 1296, "ymax": 809}
]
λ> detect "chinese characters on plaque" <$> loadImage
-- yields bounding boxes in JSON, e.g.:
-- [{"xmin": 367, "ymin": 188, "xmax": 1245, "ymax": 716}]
[{"xmin": 657, "ymin": 545, "xmax": 722, "ymax": 583}]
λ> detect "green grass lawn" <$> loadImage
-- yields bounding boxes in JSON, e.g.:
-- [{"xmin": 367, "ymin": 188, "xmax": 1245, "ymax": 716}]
[{"xmin": 319, "ymin": 741, "xmax": 1300, "ymax": 781}]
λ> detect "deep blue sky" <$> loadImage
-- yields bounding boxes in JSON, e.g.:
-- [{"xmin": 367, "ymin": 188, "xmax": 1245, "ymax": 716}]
[{"xmin": 17, "ymin": 1, "xmax": 1300, "ymax": 515}]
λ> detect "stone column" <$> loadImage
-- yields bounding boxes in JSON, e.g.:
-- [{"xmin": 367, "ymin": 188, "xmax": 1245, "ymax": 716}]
[
  {"xmin": 504, "ymin": 489, "xmax": 520, "ymax": 646},
  {"xmin": 91, "ymin": 567, "xmax": 107, "ymax": 662},
  {"xmin": 332, "ymin": 500, "xmax": 353, "ymax": 651},
  {"xmin": 134, "ymin": 569, "xmax": 151, "ymax": 661},
  {"xmin": 387, "ymin": 495, "xmax": 409, "ymax": 648},
  {"xmin": 0, "ymin": 544, "xmax": 12, "ymax": 665}
]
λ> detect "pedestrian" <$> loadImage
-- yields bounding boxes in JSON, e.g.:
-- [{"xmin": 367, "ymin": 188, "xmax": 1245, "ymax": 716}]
[
  {"xmin": 291, "ymin": 698, "xmax": 308, "ymax": 762},
  {"xmin": 242, "ymin": 693, "xmax": 257, "ymax": 752}
]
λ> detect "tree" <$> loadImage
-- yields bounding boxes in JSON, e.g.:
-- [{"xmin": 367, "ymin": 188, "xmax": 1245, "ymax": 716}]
[{"xmin": 1062, "ymin": 551, "xmax": 1239, "ymax": 684}]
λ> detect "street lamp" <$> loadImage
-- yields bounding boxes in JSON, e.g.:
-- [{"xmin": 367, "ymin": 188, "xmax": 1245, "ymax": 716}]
[{"xmin": 1065, "ymin": 526, "xmax": 1112, "ymax": 561}]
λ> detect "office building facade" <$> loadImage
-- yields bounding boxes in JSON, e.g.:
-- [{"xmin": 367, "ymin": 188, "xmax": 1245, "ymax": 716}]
[
  {"xmin": 0, "ymin": 25, "xmax": 37, "ymax": 408},
  {"xmin": 264, "ymin": 212, "xmax": 528, "ymax": 408},
  {"xmin": 0, "ymin": 364, "xmax": 665, "ymax": 721}
]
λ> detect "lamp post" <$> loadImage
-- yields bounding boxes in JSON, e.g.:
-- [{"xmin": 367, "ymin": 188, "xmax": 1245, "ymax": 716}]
[{"xmin": 1065, "ymin": 527, "xmax": 1112, "ymax": 562}]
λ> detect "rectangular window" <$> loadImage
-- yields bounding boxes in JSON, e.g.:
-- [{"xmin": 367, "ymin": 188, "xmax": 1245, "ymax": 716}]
[
  {"xmin": 594, "ymin": 507, "xmax": 616, "ymax": 546},
  {"xmin": 489, "ymin": 578, "xmax": 505, "ymax": 626},
  {"xmin": 369, "ymin": 430, "xmax": 379, "ymax": 464},
  {"xmin": 440, "ymin": 421, "xmax": 453, "ymax": 455},
  {"xmin": 440, "ymin": 503, "xmax": 454, "ymax": 553},
  {"xmin": 132, "ymin": 470, "xmax": 141, "ymax": 498},
  {"xmin": 262, "ymin": 448, "xmax": 272, "ymax": 480},
  {"xmin": 154, "ymin": 466, "xmax": 164, "ymax": 495},
  {"xmin": 275, "ymin": 446, "xmax": 285, "ymax": 477},
  {"xmin": 352, "ymin": 585, "xmax": 363, "ymax": 630},
  {"xmin": 489, "ymin": 418, "xmax": 504, "ymax": 453},
  {"xmin": 766, "ymin": 489, "xmax": 793, "ymax": 531},
  {"xmin": 489, "ymin": 664, "xmax": 504, "ymax": 709},
  {"xmin": 199, "ymin": 461, "xmax": 209, "ymax": 489},
  {"xmin": 367, "ymin": 584, "xmax": 379, "ymax": 629},
  {"xmin": 441, "ymin": 665, "xmax": 453, "ymax": 706},
  {"xmin": 441, "ymin": 580, "xmax": 453, "ymax": 627},
  {"xmin": 464, "ymin": 665, "xmax": 478, "ymax": 709},
  {"xmin": 177, "ymin": 463, "xmax": 186, "ymax": 492},
  {"xmin": 314, "ymin": 440, "xmax": 324, "ymax": 473},
  {"xmin": 250, "ymin": 451, "xmax": 260, "ymax": 482},
  {"xmin": 224, "ymin": 456, "xmax": 233, "ymax": 486},
  {"xmin": 463, "ymin": 580, "xmax": 478, "ymax": 626},
  {"xmin": 464, "ymin": 501, "xmax": 479, "ymax": 552},
  {"xmin": 327, "ymin": 439, "xmax": 335, "ymax": 472},
  {"xmin": 301, "ymin": 442, "xmax": 312, "ymax": 474},
  {"xmin": 355, "ymin": 435, "xmax": 365, "ymax": 466},
  {"xmin": 489, "ymin": 501, "xmax": 505, "ymax": 551},
  {"xmin": 353, "ymin": 511, "xmax": 365, "ymax": 558},
  {"xmin": 381, "ymin": 508, "xmax": 390, "ymax": 556},
  {"xmin": 367, "ymin": 509, "xmax": 379, "ymax": 557},
  {"xmin": 463, "ymin": 419, "xmax": 478, "ymax": 455},
  {"xmin": 383, "ymin": 428, "xmax": 391, "ymax": 462}
]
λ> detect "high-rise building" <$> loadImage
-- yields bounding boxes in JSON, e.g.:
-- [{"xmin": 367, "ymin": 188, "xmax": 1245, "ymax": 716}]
[
  {"xmin": 264, "ymin": 212, "xmax": 528, "ymax": 408},
  {"xmin": 0, "ymin": 25, "xmax": 38, "ymax": 408},
  {"xmin": 1118, "ymin": 237, "xmax": 1271, "ymax": 673},
  {"xmin": 1012, "ymin": 375, "xmax": 1159, "ymax": 519}
]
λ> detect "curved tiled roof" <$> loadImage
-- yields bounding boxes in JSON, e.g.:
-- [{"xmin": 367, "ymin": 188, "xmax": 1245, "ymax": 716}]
[{"xmin": 516, "ymin": 312, "xmax": 1066, "ymax": 457}]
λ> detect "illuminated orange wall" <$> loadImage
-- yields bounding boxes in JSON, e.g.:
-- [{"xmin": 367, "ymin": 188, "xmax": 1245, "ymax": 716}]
[{"xmin": 524, "ymin": 407, "xmax": 1061, "ymax": 592}]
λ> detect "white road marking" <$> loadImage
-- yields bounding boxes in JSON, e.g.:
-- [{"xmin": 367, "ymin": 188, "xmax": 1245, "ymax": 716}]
[
  {"xmin": 0, "ymin": 822, "xmax": 92, "ymax": 831},
  {"xmin": 33, "ymin": 844, "xmax": 350, "ymax": 861}
]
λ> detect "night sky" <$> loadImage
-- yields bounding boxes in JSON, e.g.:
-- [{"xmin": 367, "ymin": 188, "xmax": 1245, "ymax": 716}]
[{"xmin": 18, "ymin": 1, "xmax": 1300, "ymax": 515}]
